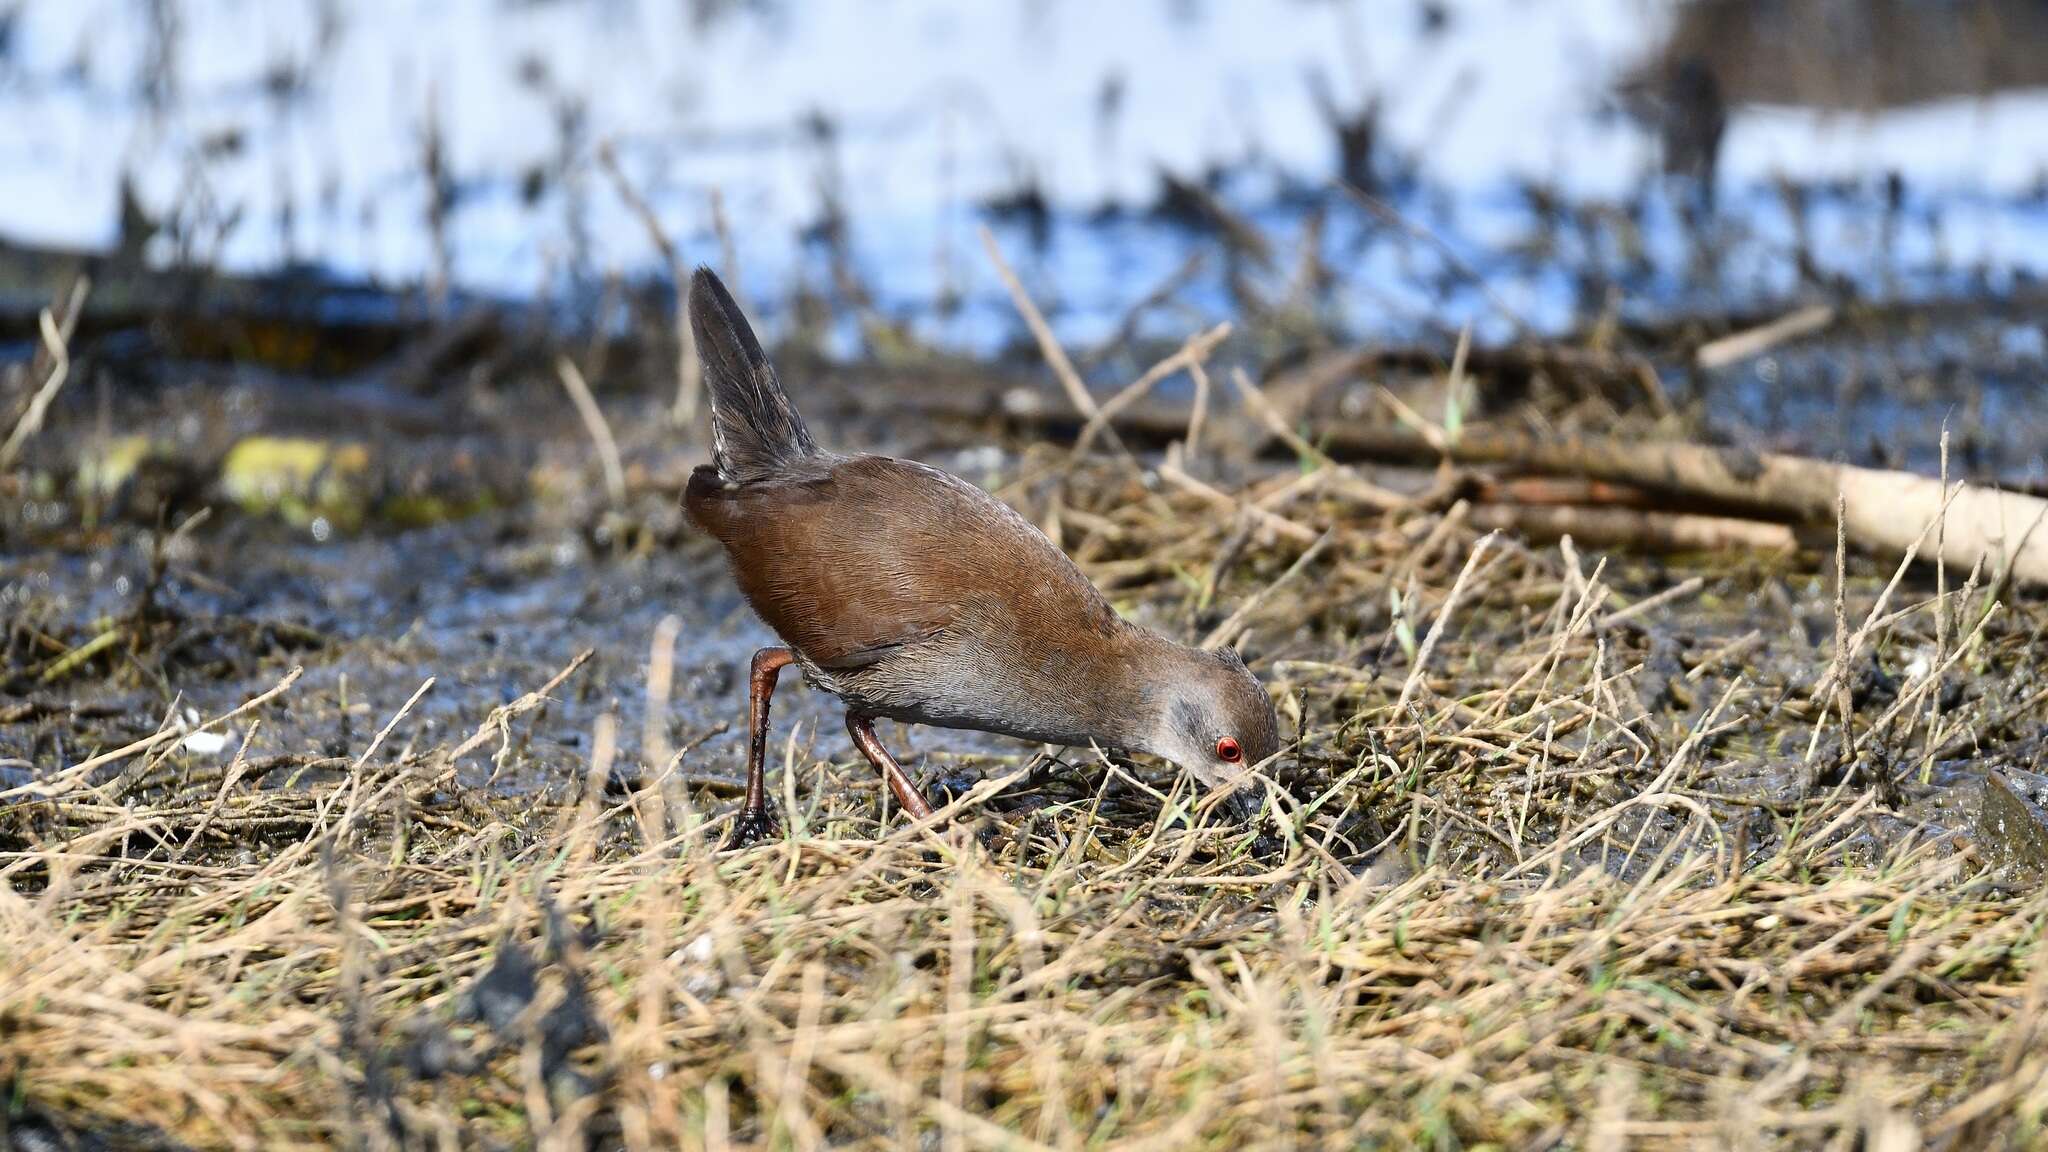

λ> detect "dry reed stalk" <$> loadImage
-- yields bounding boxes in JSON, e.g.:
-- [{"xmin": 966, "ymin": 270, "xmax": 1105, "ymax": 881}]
[
  {"xmin": 978, "ymin": 225, "xmax": 1098, "ymax": 424},
  {"xmin": 1182, "ymin": 349, "xmax": 1214, "ymax": 461},
  {"xmin": 597, "ymin": 141, "xmax": 704, "ymax": 430},
  {"xmin": 1069, "ymin": 321, "xmax": 1229, "ymax": 459},
  {"xmin": 554, "ymin": 357, "xmax": 627, "ymax": 507},
  {"xmin": 0, "ymin": 276, "xmax": 90, "ymax": 470}
]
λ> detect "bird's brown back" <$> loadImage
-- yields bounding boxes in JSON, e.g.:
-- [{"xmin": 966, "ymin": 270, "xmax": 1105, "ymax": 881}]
[{"xmin": 685, "ymin": 452, "xmax": 1125, "ymax": 681}]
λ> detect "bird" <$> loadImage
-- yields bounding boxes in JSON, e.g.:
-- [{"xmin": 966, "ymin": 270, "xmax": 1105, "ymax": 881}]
[{"xmin": 682, "ymin": 267, "xmax": 1281, "ymax": 847}]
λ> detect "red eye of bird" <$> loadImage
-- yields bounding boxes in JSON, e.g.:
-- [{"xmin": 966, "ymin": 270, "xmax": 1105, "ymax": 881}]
[{"xmin": 1216, "ymin": 737, "xmax": 1243, "ymax": 763}]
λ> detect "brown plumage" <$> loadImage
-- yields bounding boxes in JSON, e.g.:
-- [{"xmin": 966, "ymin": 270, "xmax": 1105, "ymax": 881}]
[{"xmin": 683, "ymin": 268, "xmax": 1280, "ymax": 845}]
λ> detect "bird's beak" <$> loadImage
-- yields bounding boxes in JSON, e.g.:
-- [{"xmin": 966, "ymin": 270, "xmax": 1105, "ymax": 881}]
[{"xmin": 1219, "ymin": 782, "xmax": 1264, "ymax": 825}]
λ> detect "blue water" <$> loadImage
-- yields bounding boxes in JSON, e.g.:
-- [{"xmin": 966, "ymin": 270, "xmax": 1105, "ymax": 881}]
[{"xmin": 2, "ymin": 0, "xmax": 2046, "ymax": 354}]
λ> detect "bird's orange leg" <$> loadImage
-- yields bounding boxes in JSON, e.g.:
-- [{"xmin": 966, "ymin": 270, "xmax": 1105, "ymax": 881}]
[
  {"xmin": 724, "ymin": 646, "xmax": 795, "ymax": 848},
  {"xmin": 846, "ymin": 713, "xmax": 937, "ymax": 823}
]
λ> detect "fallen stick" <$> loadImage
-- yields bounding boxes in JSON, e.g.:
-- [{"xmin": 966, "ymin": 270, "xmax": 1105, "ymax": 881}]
[
  {"xmin": 1320, "ymin": 429, "xmax": 2048, "ymax": 586},
  {"xmin": 1475, "ymin": 476, "xmax": 1660, "ymax": 508},
  {"xmin": 1467, "ymin": 505, "xmax": 1796, "ymax": 555},
  {"xmin": 1695, "ymin": 304, "xmax": 1834, "ymax": 370}
]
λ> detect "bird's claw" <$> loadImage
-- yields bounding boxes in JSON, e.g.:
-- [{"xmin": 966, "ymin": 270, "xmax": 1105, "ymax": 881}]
[{"xmin": 722, "ymin": 806, "xmax": 780, "ymax": 850}]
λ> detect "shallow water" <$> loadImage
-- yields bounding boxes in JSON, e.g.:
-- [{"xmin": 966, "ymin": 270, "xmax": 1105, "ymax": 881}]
[{"xmin": 4, "ymin": 0, "xmax": 2046, "ymax": 350}]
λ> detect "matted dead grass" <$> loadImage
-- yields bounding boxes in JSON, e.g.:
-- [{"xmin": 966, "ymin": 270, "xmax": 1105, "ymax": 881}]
[{"xmin": 5, "ymin": 453, "xmax": 2048, "ymax": 1151}]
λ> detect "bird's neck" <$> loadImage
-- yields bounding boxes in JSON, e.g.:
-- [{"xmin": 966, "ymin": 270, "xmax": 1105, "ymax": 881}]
[{"xmin": 1089, "ymin": 624, "xmax": 1207, "ymax": 758}]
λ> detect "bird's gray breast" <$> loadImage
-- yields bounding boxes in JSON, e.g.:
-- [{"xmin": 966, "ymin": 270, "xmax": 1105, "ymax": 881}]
[{"xmin": 811, "ymin": 636, "xmax": 1103, "ymax": 748}]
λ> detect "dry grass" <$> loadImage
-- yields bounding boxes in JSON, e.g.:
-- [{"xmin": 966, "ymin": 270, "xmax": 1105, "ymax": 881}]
[{"xmin": 5, "ymin": 446, "xmax": 2047, "ymax": 1152}]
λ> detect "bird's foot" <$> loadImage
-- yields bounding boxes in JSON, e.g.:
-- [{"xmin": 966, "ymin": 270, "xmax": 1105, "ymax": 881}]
[{"xmin": 721, "ymin": 805, "xmax": 780, "ymax": 850}]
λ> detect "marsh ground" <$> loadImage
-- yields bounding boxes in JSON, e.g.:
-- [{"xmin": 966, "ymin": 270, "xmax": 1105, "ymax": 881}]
[{"xmin": 4, "ymin": 284, "xmax": 2047, "ymax": 1149}]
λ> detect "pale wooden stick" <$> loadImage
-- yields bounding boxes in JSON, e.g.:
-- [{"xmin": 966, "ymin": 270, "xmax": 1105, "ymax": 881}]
[{"xmin": 1695, "ymin": 304, "xmax": 1833, "ymax": 370}]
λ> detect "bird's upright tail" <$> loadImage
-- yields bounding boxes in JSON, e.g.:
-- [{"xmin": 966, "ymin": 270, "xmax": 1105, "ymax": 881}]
[{"xmin": 689, "ymin": 267, "xmax": 816, "ymax": 482}]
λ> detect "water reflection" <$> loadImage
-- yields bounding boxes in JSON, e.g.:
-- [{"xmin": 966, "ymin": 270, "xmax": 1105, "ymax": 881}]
[{"xmin": 0, "ymin": 0, "xmax": 2041, "ymax": 351}]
